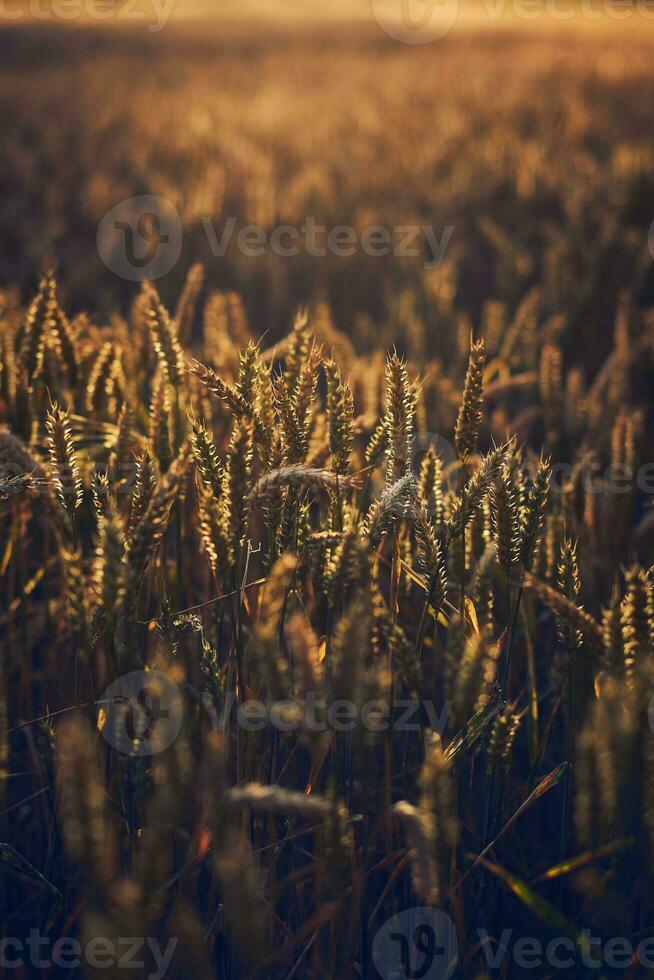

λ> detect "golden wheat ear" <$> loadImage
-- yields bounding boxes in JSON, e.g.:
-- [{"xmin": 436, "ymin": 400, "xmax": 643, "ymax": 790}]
[
  {"xmin": 363, "ymin": 472, "xmax": 415, "ymax": 547},
  {"xmin": 446, "ymin": 441, "xmax": 511, "ymax": 543},
  {"xmin": 187, "ymin": 356, "xmax": 250, "ymax": 418},
  {"xmin": 455, "ymin": 335, "xmax": 485, "ymax": 463},
  {"xmin": 393, "ymin": 800, "xmax": 441, "ymax": 905},
  {"xmin": 325, "ymin": 357, "xmax": 354, "ymax": 476},
  {"xmin": 56, "ymin": 715, "xmax": 112, "ymax": 888},
  {"xmin": 123, "ymin": 446, "xmax": 191, "ymax": 599},
  {"xmin": 384, "ymin": 351, "xmax": 416, "ymax": 483},
  {"xmin": 16, "ymin": 275, "xmax": 51, "ymax": 382},
  {"xmin": 490, "ymin": 464, "xmax": 520, "ymax": 575},
  {"xmin": 45, "ymin": 400, "xmax": 83, "ymax": 521},
  {"xmin": 620, "ymin": 565, "xmax": 651, "ymax": 688},
  {"xmin": 174, "ymin": 261, "xmax": 204, "ymax": 345},
  {"xmin": 85, "ymin": 341, "xmax": 114, "ymax": 414},
  {"xmin": 126, "ymin": 451, "xmax": 156, "ymax": 540},
  {"xmin": 148, "ymin": 293, "xmax": 185, "ymax": 389},
  {"xmin": 189, "ymin": 415, "xmax": 223, "ymax": 497},
  {"xmin": 486, "ymin": 706, "xmax": 522, "ymax": 776},
  {"xmin": 520, "ymin": 452, "xmax": 551, "ymax": 571},
  {"xmin": 149, "ymin": 376, "xmax": 173, "ymax": 474}
]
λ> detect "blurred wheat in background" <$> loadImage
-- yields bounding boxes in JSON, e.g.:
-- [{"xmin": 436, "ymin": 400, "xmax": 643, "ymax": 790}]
[{"xmin": 1, "ymin": 6, "xmax": 654, "ymax": 979}]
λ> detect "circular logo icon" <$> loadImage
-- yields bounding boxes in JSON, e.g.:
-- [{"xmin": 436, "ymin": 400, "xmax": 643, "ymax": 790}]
[
  {"xmin": 98, "ymin": 669, "xmax": 183, "ymax": 756},
  {"xmin": 372, "ymin": 907, "xmax": 458, "ymax": 980},
  {"xmin": 97, "ymin": 195, "xmax": 182, "ymax": 282},
  {"xmin": 413, "ymin": 433, "xmax": 457, "ymax": 479},
  {"xmin": 371, "ymin": 0, "xmax": 459, "ymax": 43}
]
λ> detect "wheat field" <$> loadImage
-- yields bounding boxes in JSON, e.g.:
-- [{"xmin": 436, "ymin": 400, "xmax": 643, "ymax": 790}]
[{"xmin": 1, "ymin": 13, "xmax": 654, "ymax": 980}]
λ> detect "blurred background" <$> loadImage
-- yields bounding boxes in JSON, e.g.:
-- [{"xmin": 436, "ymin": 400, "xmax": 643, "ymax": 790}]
[{"xmin": 0, "ymin": 1, "xmax": 653, "ymax": 369}]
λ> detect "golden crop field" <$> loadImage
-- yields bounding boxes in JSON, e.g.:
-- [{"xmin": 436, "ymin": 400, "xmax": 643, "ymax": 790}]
[{"xmin": 1, "ymin": 9, "xmax": 654, "ymax": 979}]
